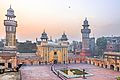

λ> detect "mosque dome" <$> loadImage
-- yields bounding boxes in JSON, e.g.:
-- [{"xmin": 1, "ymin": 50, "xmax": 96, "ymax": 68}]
[
  {"xmin": 6, "ymin": 5, "xmax": 16, "ymax": 18},
  {"xmin": 61, "ymin": 32, "xmax": 68, "ymax": 41},
  {"xmin": 40, "ymin": 30, "xmax": 48, "ymax": 41}
]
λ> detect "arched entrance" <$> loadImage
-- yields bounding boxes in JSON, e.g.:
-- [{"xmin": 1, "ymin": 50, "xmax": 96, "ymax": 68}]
[
  {"xmin": 39, "ymin": 61, "xmax": 41, "ymax": 65},
  {"xmin": 116, "ymin": 67, "xmax": 119, "ymax": 71},
  {"xmin": 31, "ymin": 62, "xmax": 33, "ymax": 65},
  {"xmin": 101, "ymin": 64, "xmax": 103, "ymax": 68},
  {"xmin": 97, "ymin": 63, "xmax": 100, "ymax": 66},
  {"xmin": 68, "ymin": 59, "xmax": 70, "ymax": 64},
  {"xmin": 0, "ymin": 63, "xmax": 4, "ymax": 66},
  {"xmin": 110, "ymin": 65, "xmax": 114, "ymax": 70},
  {"xmin": 53, "ymin": 52, "xmax": 58, "ymax": 64},
  {"xmin": 0, "ymin": 63, "xmax": 5, "ymax": 74},
  {"xmin": 8, "ymin": 63, "xmax": 12, "ymax": 68},
  {"xmin": 74, "ymin": 60, "xmax": 76, "ymax": 64},
  {"xmin": 85, "ymin": 61, "xmax": 87, "ymax": 64},
  {"xmin": 80, "ymin": 60, "xmax": 82, "ymax": 63},
  {"xmin": 54, "ymin": 60, "xmax": 58, "ymax": 64},
  {"xmin": 45, "ymin": 61, "xmax": 47, "ymax": 64},
  {"xmin": 89, "ymin": 60, "xmax": 91, "ymax": 64},
  {"xmin": 105, "ymin": 65, "xmax": 107, "ymax": 68}
]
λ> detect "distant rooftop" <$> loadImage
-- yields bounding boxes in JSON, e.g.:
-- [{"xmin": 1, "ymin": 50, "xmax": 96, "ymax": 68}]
[{"xmin": 104, "ymin": 52, "xmax": 120, "ymax": 56}]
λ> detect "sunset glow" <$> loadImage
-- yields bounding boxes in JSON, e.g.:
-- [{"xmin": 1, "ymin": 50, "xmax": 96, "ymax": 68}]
[{"xmin": 0, "ymin": 0, "xmax": 120, "ymax": 41}]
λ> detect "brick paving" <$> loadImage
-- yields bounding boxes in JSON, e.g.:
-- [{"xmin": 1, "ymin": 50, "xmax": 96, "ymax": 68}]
[
  {"xmin": 55, "ymin": 64, "xmax": 120, "ymax": 80},
  {"xmin": 20, "ymin": 64, "xmax": 120, "ymax": 80},
  {"xmin": 20, "ymin": 65, "xmax": 61, "ymax": 80}
]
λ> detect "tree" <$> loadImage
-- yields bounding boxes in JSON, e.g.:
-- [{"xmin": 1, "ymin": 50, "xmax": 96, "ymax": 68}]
[
  {"xmin": 114, "ymin": 44, "xmax": 120, "ymax": 52},
  {"xmin": 17, "ymin": 42, "xmax": 37, "ymax": 53},
  {"xmin": 96, "ymin": 37, "xmax": 107, "ymax": 56}
]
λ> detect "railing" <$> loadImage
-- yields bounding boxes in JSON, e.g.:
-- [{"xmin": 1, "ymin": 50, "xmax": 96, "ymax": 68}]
[
  {"xmin": 4, "ymin": 20, "xmax": 17, "ymax": 27},
  {"xmin": 51, "ymin": 64, "xmax": 67, "ymax": 80}
]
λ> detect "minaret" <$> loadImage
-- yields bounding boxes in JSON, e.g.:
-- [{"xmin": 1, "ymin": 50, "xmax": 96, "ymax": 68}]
[
  {"xmin": 4, "ymin": 5, "xmax": 17, "ymax": 51},
  {"xmin": 81, "ymin": 18, "xmax": 91, "ymax": 56},
  {"xmin": 60, "ymin": 32, "xmax": 69, "ymax": 64}
]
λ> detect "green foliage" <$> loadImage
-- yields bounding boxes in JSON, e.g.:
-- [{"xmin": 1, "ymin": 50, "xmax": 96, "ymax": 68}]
[
  {"xmin": 61, "ymin": 69, "xmax": 88, "ymax": 75},
  {"xmin": 17, "ymin": 42, "xmax": 37, "ymax": 53},
  {"xmin": 117, "ymin": 76, "xmax": 120, "ymax": 80},
  {"xmin": 96, "ymin": 37, "xmax": 107, "ymax": 50},
  {"xmin": 96, "ymin": 37, "xmax": 107, "ymax": 56},
  {"xmin": 114, "ymin": 44, "xmax": 120, "ymax": 52},
  {"xmin": 61, "ymin": 69, "xmax": 68, "ymax": 74}
]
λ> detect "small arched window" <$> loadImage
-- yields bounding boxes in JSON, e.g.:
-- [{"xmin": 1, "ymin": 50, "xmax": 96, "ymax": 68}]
[{"xmin": 54, "ymin": 52, "xmax": 57, "ymax": 55}]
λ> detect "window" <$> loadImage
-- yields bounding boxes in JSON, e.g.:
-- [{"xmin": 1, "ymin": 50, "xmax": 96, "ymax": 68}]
[{"xmin": 54, "ymin": 52, "xmax": 57, "ymax": 55}]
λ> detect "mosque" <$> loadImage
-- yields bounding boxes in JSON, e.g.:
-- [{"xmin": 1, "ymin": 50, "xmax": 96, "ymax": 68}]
[
  {"xmin": 0, "ymin": 5, "xmax": 120, "ymax": 74},
  {"xmin": 0, "ymin": 5, "xmax": 69, "ymax": 73},
  {"xmin": 0, "ymin": 5, "xmax": 92, "ymax": 73},
  {"xmin": 36, "ymin": 31, "xmax": 69, "ymax": 64}
]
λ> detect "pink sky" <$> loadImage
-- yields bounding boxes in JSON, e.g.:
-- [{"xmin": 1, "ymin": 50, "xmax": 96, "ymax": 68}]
[{"xmin": 0, "ymin": 0, "xmax": 120, "ymax": 42}]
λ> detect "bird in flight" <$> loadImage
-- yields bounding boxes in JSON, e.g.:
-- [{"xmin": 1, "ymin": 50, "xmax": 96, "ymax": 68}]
[{"xmin": 69, "ymin": 6, "xmax": 71, "ymax": 8}]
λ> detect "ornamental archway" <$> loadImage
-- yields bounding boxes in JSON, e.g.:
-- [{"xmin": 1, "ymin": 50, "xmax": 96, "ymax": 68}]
[
  {"xmin": 110, "ymin": 65, "xmax": 114, "ymax": 70},
  {"xmin": 116, "ymin": 67, "xmax": 119, "ymax": 71},
  {"xmin": 53, "ymin": 52, "xmax": 58, "ymax": 64}
]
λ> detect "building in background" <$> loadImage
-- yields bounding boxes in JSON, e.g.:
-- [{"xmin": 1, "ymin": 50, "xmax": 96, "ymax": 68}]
[
  {"xmin": 89, "ymin": 37, "xmax": 95, "ymax": 56},
  {"xmin": 104, "ymin": 36, "xmax": 120, "ymax": 52},
  {"xmin": 68, "ymin": 41, "xmax": 82, "ymax": 54},
  {"xmin": 0, "ymin": 39, "xmax": 5, "ymax": 51},
  {"xmin": 17, "ymin": 40, "xmax": 36, "ymax": 53},
  {"xmin": 36, "ymin": 31, "xmax": 69, "ymax": 64}
]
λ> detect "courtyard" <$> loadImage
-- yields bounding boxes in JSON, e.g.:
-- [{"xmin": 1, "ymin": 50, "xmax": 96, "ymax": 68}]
[
  {"xmin": 20, "ymin": 65, "xmax": 61, "ymax": 80},
  {"xmin": 20, "ymin": 63, "xmax": 120, "ymax": 80}
]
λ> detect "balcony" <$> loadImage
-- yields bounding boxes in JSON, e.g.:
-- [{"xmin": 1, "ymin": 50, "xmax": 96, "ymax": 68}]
[
  {"xmin": 81, "ymin": 29, "xmax": 91, "ymax": 33},
  {"xmin": 4, "ymin": 20, "xmax": 17, "ymax": 27}
]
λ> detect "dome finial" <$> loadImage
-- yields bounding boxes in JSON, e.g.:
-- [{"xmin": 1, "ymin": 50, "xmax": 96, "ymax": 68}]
[
  {"xmin": 10, "ymin": 4, "xmax": 11, "ymax": 9},
  {"xmin": 63, "ymin": 31, "xmax": 65, "ymax": 34},
  {"xmin": 43, "ymin": 29, "xmax": 45, "ymax": 32},
  {"xmin": 44, "ymin": 29, "xmax": 45, "ymax": 32},
  {"xmin": 85, "ymin": 17, "xmax": 87, "ymax": 20},
  {"xmin": 6, "ymin": 4, "xmax": 16, "ymax": 18},
  {"xmin": 50, "ymin": 36, "xmax": 53, "ymax": 41}
]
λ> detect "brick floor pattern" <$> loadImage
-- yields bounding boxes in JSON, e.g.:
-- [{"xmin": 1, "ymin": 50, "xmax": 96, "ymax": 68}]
[
  {"xmin": 20, "ymin": 65, "xmax": 61, "ymax": 80},
  {"xmin": 20, "ymin": 64, "xmax": 120, "ymax": 80}
]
